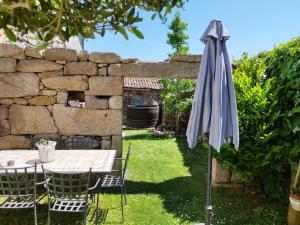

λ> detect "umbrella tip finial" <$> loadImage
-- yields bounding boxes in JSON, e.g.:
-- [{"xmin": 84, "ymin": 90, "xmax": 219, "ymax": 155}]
[{"xmin": 213, "ymin": 18, "xmax": 221, "ymax": 22}]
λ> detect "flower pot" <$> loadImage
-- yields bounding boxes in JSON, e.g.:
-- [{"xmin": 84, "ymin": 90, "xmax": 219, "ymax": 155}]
[
  {"xmin": 37, "ymin": 141, "xmax": 56, "ymax": 163},
  {"xmin": 290, "ymin": 193, "xmax": 300, "ymax": 211}
]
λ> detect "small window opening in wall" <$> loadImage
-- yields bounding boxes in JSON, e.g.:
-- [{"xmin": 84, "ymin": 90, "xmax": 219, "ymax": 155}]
[{"xmin": 67, "ymin": 91, "xmax": 85, "ymax": 108}]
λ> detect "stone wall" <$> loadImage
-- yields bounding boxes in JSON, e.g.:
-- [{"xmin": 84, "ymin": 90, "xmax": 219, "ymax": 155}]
[
  {"xmin": 0, "ymin": 44, "xmax": 123, "ymax": 161},
  {"xmin": 0, "ymin": 43, "xmax": 201, "ymax": 168}
]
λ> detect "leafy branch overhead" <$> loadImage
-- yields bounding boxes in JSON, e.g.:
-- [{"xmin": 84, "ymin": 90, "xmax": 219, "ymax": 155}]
[{"xmin": 0, "ymin": 0, "xmax": 187, "ymax": 42}]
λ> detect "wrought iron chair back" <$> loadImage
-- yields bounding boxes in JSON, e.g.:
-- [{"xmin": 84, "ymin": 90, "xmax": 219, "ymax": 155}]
[
  {"xmin": 42, "ymin": 167, "xmax": 92, "ymax": 200},
  {"xmin": 65, "ymin": 136, "xmax": 98, "ymax": 150},
  {"xmin": 0, "ymin": 164, "xmax": 36, "ymax": 197},
  {"xmin": 0, "ymin": 164, "xmax": 38, "ymax": 225},
  {"xmin": 122, "ymin": 144, "xmax": 132, "ymax": 180}
]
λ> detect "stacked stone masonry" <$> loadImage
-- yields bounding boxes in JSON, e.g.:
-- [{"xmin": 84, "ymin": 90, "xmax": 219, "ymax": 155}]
[{"xmin": 0, "ymin": 44, "xmax": 200, "ymax": 169}]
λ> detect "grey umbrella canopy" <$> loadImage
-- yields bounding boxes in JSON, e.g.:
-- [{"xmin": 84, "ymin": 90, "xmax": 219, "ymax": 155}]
[
  {"xmin": 186, "ymin": 20, "xmax": 239, "ymax": 225},
  {"xmin": 186, "ymin": 20, "xmax": 239, "ymax": 151}
]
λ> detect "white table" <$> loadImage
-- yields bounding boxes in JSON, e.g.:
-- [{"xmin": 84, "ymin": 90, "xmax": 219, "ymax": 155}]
[{"xmin": 0, "ymin": 150, "xmax": 116, "ymax": 173}]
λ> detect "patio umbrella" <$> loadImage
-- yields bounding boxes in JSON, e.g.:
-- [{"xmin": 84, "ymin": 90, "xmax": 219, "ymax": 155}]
[{"xmin": 186, "ymin": 20, "xmax": 239, "ymax": 225}]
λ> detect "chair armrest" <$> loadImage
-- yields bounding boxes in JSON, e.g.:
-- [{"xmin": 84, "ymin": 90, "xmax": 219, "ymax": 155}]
[
  {"xmin": 36, "ymin": 181, "xmax": 46, "ymax": 186},
  {"xmin": 111, "ymin": 169, "xmax": 122, "ymax": 172},
  {"xmin": 88, "ymin": 178, "xmax": 101, "ymax": 191},
  {"xmin": 37, "ymin": 177, "xmax": 51, "ymax": 188}
]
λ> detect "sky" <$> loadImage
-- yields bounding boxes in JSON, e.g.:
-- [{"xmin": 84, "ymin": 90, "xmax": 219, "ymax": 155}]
[{"xmin": 84, "ymin": 0, "xmax": 300, "ymax": 62}]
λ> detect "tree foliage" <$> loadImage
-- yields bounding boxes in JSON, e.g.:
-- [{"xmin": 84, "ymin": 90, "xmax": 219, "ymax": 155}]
[
  {"xmin": 160, "ymin": 78, "xmax": 195, "ymax": 114},
  {"xmin": 217, "ymin": 38, "xmax": 300, "ymax": 200},
  {"xmin": 0, "ymin": 0, "xmax": 187, "ymax": 43},
  {"xmin": 166, "ymin": 11, "xmax": 189, "ymax": 56},
  {"xmin": 160, "ymin": 11, "xmax": 195, "ymax": 125}
]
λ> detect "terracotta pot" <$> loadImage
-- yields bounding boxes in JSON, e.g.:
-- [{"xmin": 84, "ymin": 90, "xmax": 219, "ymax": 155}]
[{"xmin": 290, "ymin": 193, "xmax": 300, "ymax": 211}]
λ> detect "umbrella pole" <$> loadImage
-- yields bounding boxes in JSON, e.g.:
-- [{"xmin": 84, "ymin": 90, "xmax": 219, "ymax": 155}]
[{"xmin": 205, "ymin": 145, "xmax": 213, "ymax": 225}]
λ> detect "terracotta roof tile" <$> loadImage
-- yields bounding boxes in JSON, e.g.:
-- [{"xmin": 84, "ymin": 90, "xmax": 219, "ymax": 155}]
[{"xmin": 124, "ymin": 77, "xmax": 163, "ymax": 90}]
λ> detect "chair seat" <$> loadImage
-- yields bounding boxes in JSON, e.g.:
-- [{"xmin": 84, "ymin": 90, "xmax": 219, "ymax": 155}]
[
  {"xmin": 101, "ymin": 175, "xmax": 123, "ymax": 187},
  {"xmin": 50, "ymin": 198, "xmax": 87, "ymax": 212},
  {"xmin": 0, "ymin": 196, "xmax": 35, "ymax": 209}
]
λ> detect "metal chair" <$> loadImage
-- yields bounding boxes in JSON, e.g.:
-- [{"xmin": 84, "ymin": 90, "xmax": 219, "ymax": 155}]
[
  {"xmin": 42, "ymin": 167, "xmax": 101, "ymax": 225},
  {"xmin": 101, "ymin": 144, "xmax": 132, "ymax": 223},
  {"xmin": 64, "ymin": 136, "xmax": 101, "ymax": 205},
  {"xmin": 0, "ymin": 163, "xmax": 39, "ymax": 225},
  {"xmin": 64, "ymin": 136, "xmax": 100, "ymax": 150}
]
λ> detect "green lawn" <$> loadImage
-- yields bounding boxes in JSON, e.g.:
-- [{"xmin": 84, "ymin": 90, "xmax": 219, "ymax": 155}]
[{"xmin": 0, "ymin": 129, "xmax": 288, "ymax": 225}]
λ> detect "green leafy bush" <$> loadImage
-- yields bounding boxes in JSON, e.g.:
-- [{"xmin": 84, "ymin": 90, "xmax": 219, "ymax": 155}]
[
  {"xmin": 217, "ymin": 37, "xmax": 300, "ymax": 200},
  {"xmin": 159, "ymin": 78, "xmax": 195, "ymax": 114}
]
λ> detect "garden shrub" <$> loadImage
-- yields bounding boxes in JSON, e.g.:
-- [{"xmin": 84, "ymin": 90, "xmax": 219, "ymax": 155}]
[{"xmin": 217, "ymin": 38, "xmax": 300, "ymax": 200}]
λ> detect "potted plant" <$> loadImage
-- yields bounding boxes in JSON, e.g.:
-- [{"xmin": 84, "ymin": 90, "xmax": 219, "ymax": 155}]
[
  {"xmin": 290, "ymin": 161, "xmax": 300, "ymax": 211},
  {"xmin": 36, "ymin": 138, "xmax": 56, "ymax": 163}
]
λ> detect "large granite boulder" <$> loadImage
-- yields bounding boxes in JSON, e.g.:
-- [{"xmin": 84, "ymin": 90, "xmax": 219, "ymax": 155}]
[
  {"xmin": 28, "ymin": 96, "xmax": 56, "ymax": 105},
  {"xmin": 0, "ymin": 99, "xmax": 14, "ymax": 105},
  {"xmin": 111, "ymin": 135, "xmax": 122, "ymax": 157},
  {"xmin": 42, "ymin": 75, "xmax": 88, "ymax": 91},
  {"xmin": 17, "ymin": 60, "xmax": 63, "ymax": 72},
  {"xmin": 86, "ymin": 77, "xmax": 123, "ymax": 96},
  {"xmin": 85, "ymin": 96, "xmax": 108, "ymax": 109},
  {"xmin": 108, "ymin": 62, "xmax": 200, "ymax": 78},
  {"xmin": 0, "ymin": 107, "xmax": 8, "ymax": 120},
  {"xmin": 170, "ymin": 54, "xmax": 201, "ymax": 63},
  {"xmin": 9, "ymin": 105, "xmax": 58, "ymax": 134},
  {"xmin": 0, "ymin": 135, "xmax": 32, "ymax": 149},
  {"xmin": 108, "ymin": 96, "xmax": 123, "ymax": 109},
  {"xmin": 53, "ymin": 104, "xmax": 122, "ymax": 136},
  {"xmin": 38, "ymin": 70, "xmax": 63, "ymax": 79},
  {"xmin": 78, "ymin": 50, "xmax": 89, "ymax": 62},
  {"xmin": 0, "ymin": 58, "xmax": 16, "ymax": 72},
  {"xmin": 56, "ymin": 91, "xmax": 68, "ymax": 104},
  {"xmin": 13, "ymin": 98, "xmax": 28, "ymax": 105},
  {"xmin": 0, "ymin": 73, "xmax": 39, "ymax": 98},
  {"xmin": 0, "ymin": 120, "xmax": 10, "ymax": 136},
  {"xmin": 43, "ymin": 48, "xmax": 78, "ymax": 61},
  {"xmin": 0, "ymin": 44, "xmax": 25, "ymax": 59},
  {"xmin": 25, "ymin": 47, "xmax": 42, "ymax": 59},
  {"xmin": 64, "ymin": 62, "xmax": 98, "ymax": 76},
  {"xmin": 89, "ymin": 52, "xmax": 121, "ymax": 64}
]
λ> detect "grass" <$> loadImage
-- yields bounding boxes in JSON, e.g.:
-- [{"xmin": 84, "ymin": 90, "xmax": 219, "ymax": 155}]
[{"xmin": 0, "ymin": 129, "xmax": 288, "ymax": 225}]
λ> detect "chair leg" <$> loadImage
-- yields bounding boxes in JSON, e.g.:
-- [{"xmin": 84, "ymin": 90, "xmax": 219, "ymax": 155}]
[
  {"xmin": 47, "ymin": 209, "xmax": 51, "ymax": 225},
  {"xmin": 83, "ymin": 207, "xmax": 88, "ymax": 225},
  {"xmin": 16, "ymin": 208, "xmax": 19, "ymax": 225},
  {"xmin": 34, "ymin": 202, "xmax": 38, "ymax": 225},
  {"xmin": 95, "ymin": 193, "xmax": 100, "ymax": 222},
  {"xmin": 124, "ymin": 183, "xmax": 127, "ymax": 205},
  {"xmin": 121, "ymin": 186, "xmax": 124, "ymax": 223}
]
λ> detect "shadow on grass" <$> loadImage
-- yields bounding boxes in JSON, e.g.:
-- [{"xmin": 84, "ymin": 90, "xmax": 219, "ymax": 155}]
[
  {"xmin": 120, "ymin": 131, "xmax": 288, "ymax": 225},
  {"xmin": 0, "ymin": 204, "xmax": 109, "ymax": 225}
]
